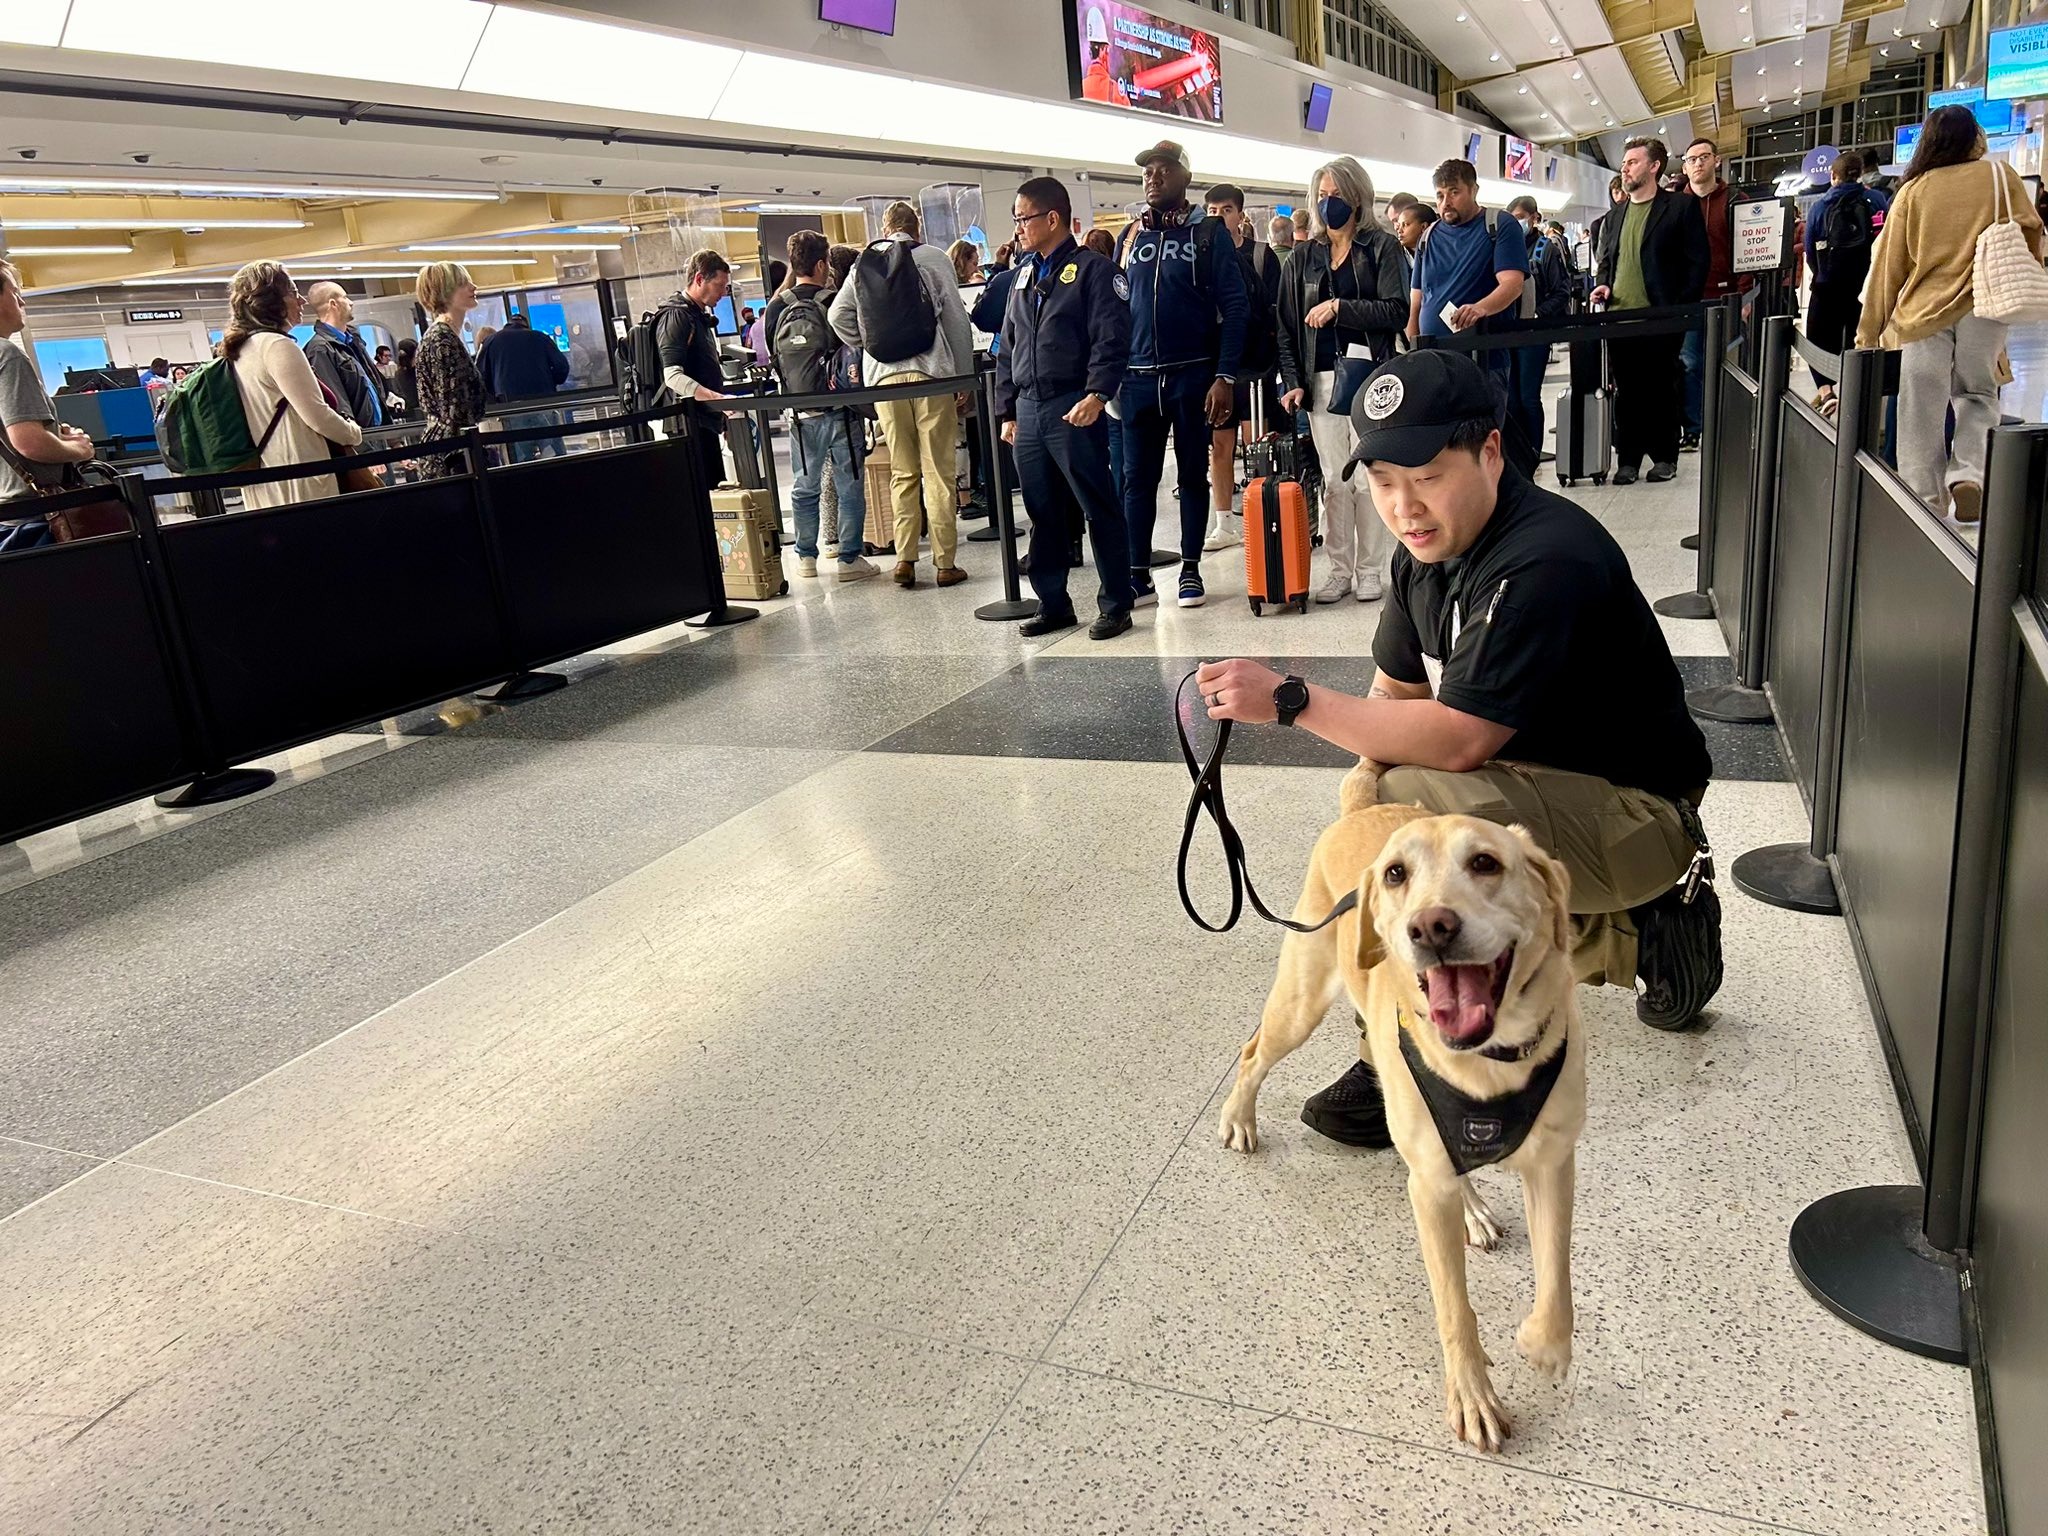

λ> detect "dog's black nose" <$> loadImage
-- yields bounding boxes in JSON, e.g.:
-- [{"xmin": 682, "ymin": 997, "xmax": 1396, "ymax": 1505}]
[{"xmin": 1409, "ymin": 906, "xmax": 1462, "ymax": 951}]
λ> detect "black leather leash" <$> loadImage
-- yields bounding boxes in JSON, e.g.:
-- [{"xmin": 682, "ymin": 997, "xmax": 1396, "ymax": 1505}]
[{"xmin": 1175, "ymin": 670, "xmax": 1359, "ymax": 935}]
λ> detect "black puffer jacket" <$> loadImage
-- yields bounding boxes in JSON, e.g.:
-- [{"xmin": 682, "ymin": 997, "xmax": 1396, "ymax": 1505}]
[{"xmin": 1274, "ymin": 227, "xmax": 1410, "ymax": 398}]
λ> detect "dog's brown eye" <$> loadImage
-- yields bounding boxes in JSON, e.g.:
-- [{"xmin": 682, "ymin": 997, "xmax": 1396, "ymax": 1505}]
[
  {"xmin": 1469, "ymin": 852, "xmax": 1501, "ymax": 875},
  {"xmin": 1384, "ymin": 862, "xmax": 1407, "ymax": 887}
]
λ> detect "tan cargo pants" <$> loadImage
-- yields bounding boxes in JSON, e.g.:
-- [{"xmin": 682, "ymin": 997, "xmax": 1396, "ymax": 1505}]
[
  {"xmin": 1373, "ymin": 759, "xmax": 1700, "ymax": 990},
  {"xmin": 875, "ymin": 374, "xmax": 959, "ymax": 570}
]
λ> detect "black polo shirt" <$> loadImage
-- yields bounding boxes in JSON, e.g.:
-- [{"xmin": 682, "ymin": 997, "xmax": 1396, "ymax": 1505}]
[{"xmin": 1371, "ymin": 469, "xmax": 1711, "ymax": 801}]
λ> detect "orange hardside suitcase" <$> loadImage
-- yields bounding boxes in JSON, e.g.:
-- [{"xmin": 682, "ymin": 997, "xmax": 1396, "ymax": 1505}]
[{"xmin": 1242, "ymin": 393, "xmax": 1312, "ymax": 615}]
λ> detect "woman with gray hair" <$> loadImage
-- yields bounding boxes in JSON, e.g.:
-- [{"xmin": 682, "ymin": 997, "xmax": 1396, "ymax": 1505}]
[{"xmin": 1273, "ymin": 155, "xmax": 1410, "ymax": 604}]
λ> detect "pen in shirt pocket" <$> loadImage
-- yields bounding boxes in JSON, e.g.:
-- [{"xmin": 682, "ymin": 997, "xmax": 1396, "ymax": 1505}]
[{"xmin": 1468, "ymin": 579, "xmax": 1509, "ymax": 671}]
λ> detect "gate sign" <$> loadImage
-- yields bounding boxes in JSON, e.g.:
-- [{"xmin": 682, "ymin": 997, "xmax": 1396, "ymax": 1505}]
[
  {"xmin": 1800, "ymin": 144, "xmax": 1838, "ymax": 182},
  {"xmin": 1732, "ymin": 197, "xmax": 1789, "ymax": 273}
]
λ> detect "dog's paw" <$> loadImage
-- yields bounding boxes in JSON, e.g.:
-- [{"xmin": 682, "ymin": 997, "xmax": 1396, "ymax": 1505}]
[
  {"xmin": 1216, "ymin": 1097, "xmax": 1260, "ymax": 1154},
  {"xmin": 1516, "ymin": 1313, "xmax": 1572, "ymax": 1383},
  {"xmin": 1461, "ymin": 1185, "xmax": 1504, "ymax": 1252},
  {"xmin": 1443, "ymin": 1362, "xmax": 1509, "ymax": 1452}
]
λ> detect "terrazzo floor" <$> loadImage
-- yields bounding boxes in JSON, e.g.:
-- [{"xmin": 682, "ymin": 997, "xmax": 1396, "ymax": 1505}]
[{"xmin": 0, "ymin": 386, "xmax": 1985, "ymax": 1533}]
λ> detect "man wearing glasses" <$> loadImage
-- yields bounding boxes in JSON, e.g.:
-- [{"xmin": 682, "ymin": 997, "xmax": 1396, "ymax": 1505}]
[{"xmin": 1678, "ymin": 138, "xmax": 1747, "ymax": 452}]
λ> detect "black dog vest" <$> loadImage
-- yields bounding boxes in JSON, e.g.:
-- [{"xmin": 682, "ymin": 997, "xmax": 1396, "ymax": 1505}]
[{"xmin": 1396, "ymin": 1017, "xmax": 1568, "ymax": 1176}]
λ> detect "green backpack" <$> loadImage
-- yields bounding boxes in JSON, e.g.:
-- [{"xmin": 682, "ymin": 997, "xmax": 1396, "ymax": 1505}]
[{"xmin": 155, "ymin": 356, "xmax": 287, "ymax": 475}]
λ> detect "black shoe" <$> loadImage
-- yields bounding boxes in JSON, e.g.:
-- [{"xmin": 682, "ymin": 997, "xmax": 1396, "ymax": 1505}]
[
  {"xmin": 1087, "ymin": 611, "xmax": 1133, "ymax": 640},
  {"xmin": 1613, "ymin": 463, "xmax": 1639, "ymax": 486},
  {"xmin": 1018, "ymin": 610, "xmax": 1077, "ymax": 637},
  {"xmin": 1632, "ymin": 881, "xmax": 1723, "ymax": 1031},
  {"xmin": 1679, "ymin": 430, "xmax": 1701, "ymax": 453},
  {"xmin": 1300, "ymin": 1058, "xmax": 1394, "ymax": 1148},
  {"xmin": 1647, "ymin": 461, "xmax": 1678, "ymax": 483},
  {"xmin": 1538, "ymin": 450, "xmax": 1556, "ymax": 463}
]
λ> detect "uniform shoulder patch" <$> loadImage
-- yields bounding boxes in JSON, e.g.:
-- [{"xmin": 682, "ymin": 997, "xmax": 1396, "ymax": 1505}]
[
  {"xmin": 1060, "ymin": 263, "xmax": 1078, "ymax": 284},
  {"xmin": 1111, "ymin": 270, "xmax": 1130, "ymax": 302},
  {"xmin": 1362, "ymin": 374, "xmax": 1404, "ymax": 420}
]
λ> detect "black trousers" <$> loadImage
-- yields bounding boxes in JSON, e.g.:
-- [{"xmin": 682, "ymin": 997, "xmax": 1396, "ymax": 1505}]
[
  {"xmin": 1016, "ymin": 391, "xmax": 1135, "ymax": 619},
  {"xmin": 1805, "ymin": 282, "xmax": 1863, "ymax": 390},
  {"xmin": 1609, "ymin": 331, "xmax": 1684, "ymax": 470}
]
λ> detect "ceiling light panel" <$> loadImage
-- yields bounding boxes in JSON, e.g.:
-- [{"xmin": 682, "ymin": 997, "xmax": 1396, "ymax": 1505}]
[
  {"xmin": 461, "ymin": 6, "xmax": 743, "ymax": 119},
  {"xmin": 0, "ymin": 0, "xmax": 70, "ymax": 46},
  {"xmin": 0, "ymin": 176, "xmax": 497, "ymax": 201},
  {"xmin": 2, "ymin": 218, "xmax": 308, "ymax": 230},
  {"xmin": 61, "ymin": 0, "xmax": 491, "ymax": 89},
  {"xmin": 5, "ymin": 244, "xmax": 135, "ymax": 255},
  {"xmin": 1365, "ymin": 1, "xmax": 1509, "ymax": 78},
  {"xmin": 1579, "ymin": 47, "xmax": 1654, "ymax": 128},
  {"xmin": 1543, "ymin": 0, "xmax": 1616, "ymax": 50}
]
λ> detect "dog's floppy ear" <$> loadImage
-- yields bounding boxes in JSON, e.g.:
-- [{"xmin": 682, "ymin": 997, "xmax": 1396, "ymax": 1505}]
[
  {"xmin": 1355, "ymin": 862, "xmax": 1389, "ymax": 973},
  {"xmin": 1509, "ymin": 824, "xmax": 1572, "ymax": 953}
]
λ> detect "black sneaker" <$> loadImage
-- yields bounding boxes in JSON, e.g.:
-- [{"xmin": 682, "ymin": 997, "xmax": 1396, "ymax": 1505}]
[
  {"xmin": 1300, "ymin": 1057, "xmax": 1394, "ymax": 1148},
  {"xmin": 1679, "ymin": 430, "xmax": 1702, "ymax": 453},
  {"xmin": 1632, "ymin": 882, "xmax": 1723, "ymax": 1030},
  {"xmin": 1087, "ymin": 611, "xmax": 1133, "ymax": 640},
  {"xmin": 1613, "ymin": 463, "xmax": 1639, "ymax": 486},
  {"xmin": 1131, "ymin": 573, "xmax": 1158, "ymax": 608},
  {"xmin": 1647, "ymin": 461, "xmax": 1678, "ymax": 483}
]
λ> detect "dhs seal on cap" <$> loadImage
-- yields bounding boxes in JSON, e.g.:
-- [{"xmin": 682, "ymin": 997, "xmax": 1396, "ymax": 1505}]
[
  {"xmin": 1342, "ymin": 350, "xmax": 1504, "ymax": 476},
  {"xmin": 1361, "ymin": 373, "xmax": 1405, "ymax": 421}
]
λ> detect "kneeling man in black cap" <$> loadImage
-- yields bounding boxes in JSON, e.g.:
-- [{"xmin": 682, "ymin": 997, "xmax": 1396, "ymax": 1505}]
[{"xmin": 1197, "ymin": 349, "xmax": 1722, "ymax": 1147}]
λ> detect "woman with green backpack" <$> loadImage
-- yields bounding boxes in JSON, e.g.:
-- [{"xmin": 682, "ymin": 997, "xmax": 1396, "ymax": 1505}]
[{"xmin": 220, "ymin": 261, "xmax": 362, "ymax": 510}]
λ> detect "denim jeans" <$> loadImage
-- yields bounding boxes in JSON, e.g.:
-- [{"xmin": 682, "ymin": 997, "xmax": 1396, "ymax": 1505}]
[
  {"xmin": 792, "ymin": 412, "xmax": 866, "ymax": 561},
  {"xmin": 1508, "ymin": 344, "xmax": 1548, "ymax": 459},
  {"xmin": 1119, "ymin": 364, "xmax": 1215, "ymax": 568}
]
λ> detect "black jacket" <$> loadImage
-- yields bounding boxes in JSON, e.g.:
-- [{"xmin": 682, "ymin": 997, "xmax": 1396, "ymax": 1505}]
[
  {"xmin": 1273, "ymin": 228, "xmax": 1409, "ymax": 397},
  {"xmin": 303, "ymin": 323, "xmax": 380, "ymax": 427},
  {"xmin": 994, "ymin": 237, "xmax": 1128, "ymax": 417},
  {"xmin": 655, "ymin": 293, "xmax": 724, "ymax": 424},
  {"xmin": 476, "ymin": 319, "xmax": 569, "ymax": 402},
  {"xmin": 1595, "ymin": 189, "xmax": 1709, "ymax": 309}
]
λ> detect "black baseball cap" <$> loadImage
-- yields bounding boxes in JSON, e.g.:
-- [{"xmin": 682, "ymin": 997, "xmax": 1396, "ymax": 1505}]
[{"xmin": 1342, "ymin": 349, "xmax": 1502, "ymax": 475}]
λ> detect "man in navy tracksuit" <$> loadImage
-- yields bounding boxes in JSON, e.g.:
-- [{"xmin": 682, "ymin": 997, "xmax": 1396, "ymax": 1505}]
[
  {"xmin": 996, "ymin": 175, "xmax": 1134, "ymax": 641},
  {"xmin": 1117, "ymin": 139, "xmax": 1249, "ymax": 609}
]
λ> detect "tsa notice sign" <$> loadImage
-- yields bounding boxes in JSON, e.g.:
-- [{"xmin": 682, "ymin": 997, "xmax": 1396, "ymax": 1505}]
[
  {"xmin": 1069, "ymin": 2, "xmax": 1223, "ymax": 123},
  {"xmin": 1732, "ymin": 198, "xmax": 1788, "ymax": 274}
]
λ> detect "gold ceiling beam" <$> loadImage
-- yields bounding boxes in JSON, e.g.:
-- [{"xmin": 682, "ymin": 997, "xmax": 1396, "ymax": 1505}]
[
  {"xmin": 1602, "ymin": 0, "xmax": 1695, "ymax": 45},
  {"xmin": 12, "ymin": 192, "xmax": 621, "ymax": 291}
]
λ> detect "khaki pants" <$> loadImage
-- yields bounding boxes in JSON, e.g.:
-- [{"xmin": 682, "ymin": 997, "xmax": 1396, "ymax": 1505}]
[
  {"xmin": 1374, "ymin": 759, "xmax": 1698, "ymax": 989},
  {"xmin": 875, "ymin": 375, "xmax": 959, "ymax": 570}
]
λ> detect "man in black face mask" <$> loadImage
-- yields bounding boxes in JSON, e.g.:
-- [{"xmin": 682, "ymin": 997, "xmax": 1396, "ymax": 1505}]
[{"xmin": 1113, "ymin": 140, "xmax": 1250, "ymax": 611}]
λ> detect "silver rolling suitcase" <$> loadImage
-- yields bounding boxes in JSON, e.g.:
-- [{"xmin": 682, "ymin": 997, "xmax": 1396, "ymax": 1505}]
[{"xmin": 1557, "ymin": 320, "xmax": 1612, "ymax": 487}]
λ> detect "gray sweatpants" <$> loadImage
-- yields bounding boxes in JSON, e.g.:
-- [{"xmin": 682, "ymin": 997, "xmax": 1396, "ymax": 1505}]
[{"xmin": 1898, "ymin": 313, "xmax": 2006, "ymax": 509}]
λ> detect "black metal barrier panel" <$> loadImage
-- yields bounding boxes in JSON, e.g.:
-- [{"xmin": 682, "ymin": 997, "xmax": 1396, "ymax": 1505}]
[
  {"xmin": 1764, "ymin": 390, "xmax": 1838, "ymax": 799},
  {"xmin": 0, "ymin": 487, "xmax": 196, "ymax": 839},
  {"xmin": 1829, "ymin": 450, "xmax": 1977, "ymax": 1156},
  {"xmin": 155, "ymin": 475, "xmax": 508, "ymax": 763},
  {"xmin": 1709, "ymin": 360, "xmax": 1760, "ymax": 657}
]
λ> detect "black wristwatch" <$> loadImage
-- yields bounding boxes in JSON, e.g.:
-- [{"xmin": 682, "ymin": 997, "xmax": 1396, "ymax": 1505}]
[{"xmin": 1274, "ymin": 674, "xmax": 1310, "ymax": 728}]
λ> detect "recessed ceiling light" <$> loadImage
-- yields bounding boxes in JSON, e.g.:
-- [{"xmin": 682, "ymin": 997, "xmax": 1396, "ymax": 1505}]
[
  {"xmin": 1757, "ymin": 66, "xmax": 1767, "ymax": 74},
  {"xmin": 1879, "ymin": 45, "xmax": 1889, "ymax": 55},
  {"xmin": 1572, "ymin": 70, "xmax": 1583, "ymax": 79},
  {"xmin": 1549, "ymin": 35, "xmax": 1560, "ymax": 44},
  {"xmin": 1742, "ymin": 34, "xmax": 1751, "ymax": 42},
  {"xmin": 1490, "ymin": 51, "xmax": 1501, "ymax": 60},
  {"xmin": 1793, "ymin": 57, "xmax": 1803, "ymax": 66},
  {"xmin": 1893, "ymin": 26, "xmax": 1904, "ymax": 36},
  {"xmin": 1911, "ymin": 37, "xmax": 1923, "ymax": 48},
  {"xmin": 1518, "ymin": 85, "xmax": 1529, "ymax": 93},
  {"xmin": 1455, "ymin": 12, "xmax": 1467, "ymax": 20}
]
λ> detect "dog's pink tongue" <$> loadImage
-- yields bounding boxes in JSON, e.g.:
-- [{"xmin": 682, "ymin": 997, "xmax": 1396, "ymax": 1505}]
[{"xmin": 1424, "ymin": 964, "xmax": 1495, "ymax": 1039}]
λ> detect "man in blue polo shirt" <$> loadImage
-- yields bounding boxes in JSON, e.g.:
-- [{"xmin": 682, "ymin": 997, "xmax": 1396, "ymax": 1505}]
[{"xmin": 1406, "ymin": 158, "xmax": 1527, "ymax": 384}]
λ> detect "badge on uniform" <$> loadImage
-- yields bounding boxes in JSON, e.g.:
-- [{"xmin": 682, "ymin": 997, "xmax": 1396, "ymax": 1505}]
[
  {"xmin": 1060, "ymin": 263, "xmax": 1078, "ymax": 284},
  {"xmin": 1112, "ymin": 271, "xmax": 1129, "ymax": 301}
]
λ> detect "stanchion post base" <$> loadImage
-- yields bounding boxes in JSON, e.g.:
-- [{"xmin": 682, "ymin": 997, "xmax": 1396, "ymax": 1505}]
[
  {"xmin": 975, "ymin": 598, "xmax": 1039, "ymax": 623},
  {"xmin": 1687, "ymin": 682, "xmax": 1774, "ymax": 723},
  {"xmin": 966, "ymin": 524, "xmax": 1011, "ymax": 543},
  {"xmin": 1654, "ymin": 591, "xmax": 1716, "ymax": 619},
  {"xmin": 686, "ymin": 605, "xmax": 760, "ymax": 629},
  {"xmin": 1148, "ymin": 547, "xmax": 1179, "ymax": 569},
  {"xmin": 1680, "ymin": 533, "xmax": 1701, "ymax": 551},
  {"xmin": 155, "ymin": 767, "xmax": 277, "ymax": 811},
  {"xmin": 1731, "ymin": 842, "xmax": 1842, "ymax": 915},
  {"xmin": 1789, "ymin": 1185, "xmax": 1965, "ymax": 1365},
  {"xmin": 479, "ymin": 671, "xmax": 568, "ymax": 703}
]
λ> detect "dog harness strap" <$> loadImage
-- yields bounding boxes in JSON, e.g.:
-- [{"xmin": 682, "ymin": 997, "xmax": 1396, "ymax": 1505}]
[
  {"xmin": 1396, "ymin": 1022, "xmax": 1568, "ymax": 1176},
  {"xmin": 1175, "ymin": 670, "xmax": 1359, "ymax": 935}
]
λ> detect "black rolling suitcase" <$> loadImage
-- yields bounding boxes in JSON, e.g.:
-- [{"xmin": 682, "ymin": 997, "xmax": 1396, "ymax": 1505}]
[{"xmin": 1557, "ymin": 323, "xmax": 1612, "ymax": 488}]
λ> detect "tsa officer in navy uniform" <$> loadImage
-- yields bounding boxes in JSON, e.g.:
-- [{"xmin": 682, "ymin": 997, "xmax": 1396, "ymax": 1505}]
[{"xmin": 996, "ymin": 175, "xmax": 1137, "ymax": 640}]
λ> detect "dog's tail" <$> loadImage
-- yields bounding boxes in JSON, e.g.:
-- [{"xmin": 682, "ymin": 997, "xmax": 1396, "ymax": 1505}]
[{"xmin": 1338, "ymin": 758, "xmax": 1386, "ymax": 818}]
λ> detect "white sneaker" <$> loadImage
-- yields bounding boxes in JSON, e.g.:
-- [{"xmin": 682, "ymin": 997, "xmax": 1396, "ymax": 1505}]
[
  {"xmin": 1201, "ymin": 513, "xmax": 1241, "ymax": 551},
  {"xmin": 797, "ymin": 556, "xmax": 819, "ymax": 579},
  {"xmin": 1356, "ymin": 569, "xmax": 1383, "ymax": 602},
  {"xmin": 836, "ymin": 555, "xmax": 880, "ymax": 583},
  {"xmin": 1314, "ymin": 575, "xmax": 1351, "ymax": 605}
]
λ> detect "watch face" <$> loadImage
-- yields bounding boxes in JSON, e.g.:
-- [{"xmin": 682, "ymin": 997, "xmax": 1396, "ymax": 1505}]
[{"xmin": 1277, "ymin": 677, "xmax": 1309, "ymax": 716}]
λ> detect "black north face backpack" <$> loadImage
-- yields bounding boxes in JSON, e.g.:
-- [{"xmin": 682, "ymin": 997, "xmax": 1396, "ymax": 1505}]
[{"xmin": 854, "ymin": 239, "xmax": 939, "ymax": 363}]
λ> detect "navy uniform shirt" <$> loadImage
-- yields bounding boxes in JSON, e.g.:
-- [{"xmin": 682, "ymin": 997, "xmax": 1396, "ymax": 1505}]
[{"xmin": 994, "ymin": 236, "xmax": 1129, "ymax": 419}]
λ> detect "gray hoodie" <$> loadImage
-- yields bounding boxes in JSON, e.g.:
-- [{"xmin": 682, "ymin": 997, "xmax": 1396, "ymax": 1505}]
[{"xmin": 827, "ymin": 234, "xmax": 976, "ymax": 388}]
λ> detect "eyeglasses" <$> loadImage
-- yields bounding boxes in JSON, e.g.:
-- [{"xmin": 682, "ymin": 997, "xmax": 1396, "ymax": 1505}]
[
  {"xmin": 1682, "ymin": 152, "xmax": 1715, "ymax": 164},
  {"xmin": 1012, "ymin": 210, "xmax": 1053, "ymax": 228}
]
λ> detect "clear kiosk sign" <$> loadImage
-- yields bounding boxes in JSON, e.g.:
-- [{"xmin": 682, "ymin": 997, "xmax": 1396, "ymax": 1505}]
[{"xmin": 1732, "ymin": 198, "xmax": 1787, "ymax": 273}]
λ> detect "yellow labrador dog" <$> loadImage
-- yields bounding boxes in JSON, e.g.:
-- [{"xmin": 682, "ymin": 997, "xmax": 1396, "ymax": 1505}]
[{"xmin": 1215, "ymin": 766, "xmax": 1583, "ymax": 1451}]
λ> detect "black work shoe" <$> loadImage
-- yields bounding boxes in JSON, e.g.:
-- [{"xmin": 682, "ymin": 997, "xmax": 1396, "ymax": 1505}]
[
  {"xmin": 1647, "ymin": 461, "xmax": 1678, "ymax": 482},
  {"xmin": 1087, "ymin": 611, "xmax": 1133, "ymax": 640},
  {"xmin": 1613, "ymin": 463, "xmax": 1639, "ymax": 486},
  {"xmin": 1300, "ymin": 1058, "xmax": 1394, "ymax": 1148},
  {"xmin": 1632, "ymin": 881, "xmax": 1724, "ymax": 1031},
  {"xmin": 1019, "ymin": 610, "xmax": 1077, "ymax": 637},
  {"xmin": 1679, "ymin": 430, "xmax": 1702, "ymax": 453}
]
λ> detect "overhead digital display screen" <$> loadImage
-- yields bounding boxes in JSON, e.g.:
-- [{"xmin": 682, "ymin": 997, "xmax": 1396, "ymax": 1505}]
[
  {"xmin": 819, "ymin": 0, "xmax": 896, "ymax": 35},
  {"xmin": 1986, "ymin": 22, "xmax": 2048, "ymax": 103},
  {"xmin": 1304, "ymin": 81, "xmax": 1333, "ymax": 134},
  {"xmin": 1067, "ymin": 2, "xmax": 1223, "ymax": 123},
  {"xmin": 1927, "ymin": 86, "xmax": 2021, "ymax": 135},
  {"xmin": 1504, "ymin": 135, "xmax": 1534, "ymax": 184}
]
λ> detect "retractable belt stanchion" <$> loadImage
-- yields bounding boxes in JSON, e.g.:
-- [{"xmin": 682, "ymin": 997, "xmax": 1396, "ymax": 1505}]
[
  {"xmin": 1685, "ymin": 313, "xmax": 1790, "ymax": 724},
  {"xmin": 1655, "ymin": 299, "xmax": 1730, "ymax": 619},
  {"xmin": 972, "ymin": 366, "xmax": 1037, "ymax": 623},
  {"xmin": 1728, "ymin": 346, "xmax": 1883, "ymax": 914},
  {"xmin": 1785, "ymin": 423, "xmax": 2048, "ymax": 1366}
]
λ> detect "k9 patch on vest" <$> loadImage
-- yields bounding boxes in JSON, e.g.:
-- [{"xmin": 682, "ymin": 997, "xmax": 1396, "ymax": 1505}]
[{"xmin": 1460, "ymin": 1116, "xmax": 1505, "ymax": 1156}]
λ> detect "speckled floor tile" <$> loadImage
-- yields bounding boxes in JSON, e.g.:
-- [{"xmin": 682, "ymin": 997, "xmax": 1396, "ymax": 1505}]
[
  {"xmin": 0, "ymin": 1136, "xmax": 100, "ymax": 1215},
  {"xmin": 0, "ymin": 736, "xmax": 843, "ymax": 1165},
  {"xmin": 1675, "ymin": 655, "xmax": 1792, "ymax": 783},
  {"xmin": 930, "ymin": 1365, "xmax": 1812, "ymax": 1535}
]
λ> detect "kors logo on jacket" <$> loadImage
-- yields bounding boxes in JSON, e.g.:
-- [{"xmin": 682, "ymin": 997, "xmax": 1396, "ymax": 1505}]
[{"xmin": 1127, "ymin": 233, "xmax": 1200, "ymax": 268}]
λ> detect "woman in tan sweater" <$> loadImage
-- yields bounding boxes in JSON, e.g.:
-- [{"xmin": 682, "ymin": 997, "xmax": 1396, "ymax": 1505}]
[{"xmin": 1857, "ymin": 106, "xmax": 2044, "ymax": 523}]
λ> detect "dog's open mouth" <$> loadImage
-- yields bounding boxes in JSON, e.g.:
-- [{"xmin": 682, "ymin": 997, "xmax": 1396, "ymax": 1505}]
[{"xmin": 1419, "ymin": 949, "xmax": 1514, "ymax": 1047}]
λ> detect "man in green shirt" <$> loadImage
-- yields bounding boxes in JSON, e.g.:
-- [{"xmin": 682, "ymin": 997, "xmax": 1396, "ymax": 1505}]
[{"xmin": 1591, "ymin": 137, "xmax": 1708, "ymax": 484}]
